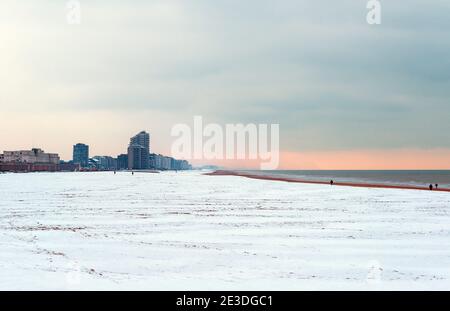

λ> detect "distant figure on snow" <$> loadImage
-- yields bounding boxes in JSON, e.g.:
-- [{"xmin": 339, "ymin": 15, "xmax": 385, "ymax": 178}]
[
  {"xmin": 132, "ymin": 171, "xmax": 134, "ymax": 175},
  {"xmin": 330, "ymin": 180, "xmax": 334, "ymax": 186},
  {"xmin": 435, "ymin": 184, "xmax": 438, "ymax": 189},
  {"xmin": 429, "ymin": 184, "xmax": 433, "ymax": 191}
]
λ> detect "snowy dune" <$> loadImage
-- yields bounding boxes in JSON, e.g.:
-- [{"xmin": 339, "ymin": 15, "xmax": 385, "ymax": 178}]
[{"xmin": 0, "ymin": 171, "xmax": 449, "ymax": 290}]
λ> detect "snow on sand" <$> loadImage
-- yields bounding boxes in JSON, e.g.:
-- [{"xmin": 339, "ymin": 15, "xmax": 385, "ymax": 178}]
[{"xmin": 0, "ymin": 171, "xmax": 449, "ymax": 290}]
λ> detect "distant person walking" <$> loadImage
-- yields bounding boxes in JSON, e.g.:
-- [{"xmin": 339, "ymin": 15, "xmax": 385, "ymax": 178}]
[
  {"xmin": 429, "ymin": 184, "xmax": 433, "ymax": 191},
  {"xmin": 435, "ymin": 184, "xmax": 438, "ymax": 189},
  {"xmin": 330, "ymin": 180, "xmax": 334, "ymax": 186}
]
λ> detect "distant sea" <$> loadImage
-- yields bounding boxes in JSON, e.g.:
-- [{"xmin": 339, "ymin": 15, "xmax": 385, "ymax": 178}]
[{"xmin": 239, "ymin": 170, "xmax": 450, "ymax": 189}]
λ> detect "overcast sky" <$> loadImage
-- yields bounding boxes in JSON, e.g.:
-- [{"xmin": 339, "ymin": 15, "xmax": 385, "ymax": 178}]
[{"xmin": 1, "ymin": 1, "xmax": 449, "ymax": 168}]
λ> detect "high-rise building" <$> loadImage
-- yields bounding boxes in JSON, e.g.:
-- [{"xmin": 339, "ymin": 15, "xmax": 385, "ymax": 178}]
[
  {"xmin": 130, "ymin": 131, "xmax": 150, "ymax": 152},
  {"xmin": 127, "ymin": 131, "xmax": 150, "ymax": 170},
  {"xmin": 73, "ymin": 143, "xmax": 89, "ymax": 167},
  {"xmin": 128, "ymin": 144, "xmax": 149, "ymax": 170}
]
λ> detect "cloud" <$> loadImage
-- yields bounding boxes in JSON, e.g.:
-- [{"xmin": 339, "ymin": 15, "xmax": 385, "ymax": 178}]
[{"xmin": 0, "ymin": 0, "xmax": 449, "ymax": 159}]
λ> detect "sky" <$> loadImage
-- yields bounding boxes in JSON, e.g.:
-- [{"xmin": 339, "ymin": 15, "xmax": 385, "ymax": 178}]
[{"xmin": 1, "ymin": 0, "xmax": 449, "ymax": 169}]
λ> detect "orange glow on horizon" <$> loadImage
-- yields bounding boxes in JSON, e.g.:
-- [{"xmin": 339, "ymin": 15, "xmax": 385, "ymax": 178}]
[{"xmin": 190, "ymin": 149, "xmax": 450, "ymax": 170}]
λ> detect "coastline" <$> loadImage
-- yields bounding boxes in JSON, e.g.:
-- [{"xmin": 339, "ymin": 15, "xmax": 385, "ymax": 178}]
[
  {"xmin": 206, "ymin": 170, "xmax": 450, "ymax": 192},
  {"xmin": 2, "ymin": 170, "xmax": 450, "ymax": 289}
]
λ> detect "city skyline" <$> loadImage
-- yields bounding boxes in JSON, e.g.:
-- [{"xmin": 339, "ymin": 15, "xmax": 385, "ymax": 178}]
[{"xmin": 0, "ymin": 129, "xmax": 192, "ymax": 172}]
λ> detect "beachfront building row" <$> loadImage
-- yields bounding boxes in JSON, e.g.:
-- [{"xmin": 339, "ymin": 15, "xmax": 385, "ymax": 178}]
[
  {"xmin": 1, "ymin": 131, "xmax": 191, "ymax": 172},
  {"xmin": 149, "ymin": 153, "xmax": 191, "ymax": 171},
  {"xmin": 85, "ymin": 153, "xmax": 191, "ymax": 171},
  {"xmin": 76, "ymin": 153, "xmax": 190, "ymax": 171}
]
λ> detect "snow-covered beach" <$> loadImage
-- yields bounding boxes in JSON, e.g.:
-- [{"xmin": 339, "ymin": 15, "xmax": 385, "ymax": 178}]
[{"xmin": 1, "ymin": 171, "xmax": 449, "ymax": 290}]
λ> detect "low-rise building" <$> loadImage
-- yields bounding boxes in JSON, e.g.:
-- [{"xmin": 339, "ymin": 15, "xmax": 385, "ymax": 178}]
[
  {"xmin": 149, "ymin": 153, "xmax": 191, "ymax": 170},
  {"xmin": 1, "ymin": 148, "xmax": 60, "ymax": 164},
  {"xmin": 91, "ymin": 156, "xmax": 117, "ymax": 170},
  {"xmin": 149, "ymin": 153, "xmax": 164, "ymax": 170},
  {"xmin": 117, "ymin": 154, "xmax": 128, "ymax": 170}
]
